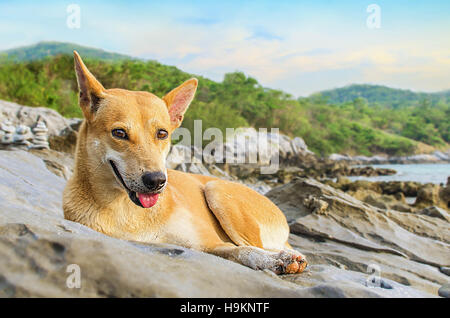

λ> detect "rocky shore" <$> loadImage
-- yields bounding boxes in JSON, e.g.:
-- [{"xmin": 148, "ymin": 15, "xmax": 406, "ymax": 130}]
[
  {"xmin": 329, "ymin": 151, "xmax": 450, "ymax": 164},
  {"xmin": 0, "ymin": 99, "xmax": 449, "ymax": 298}
]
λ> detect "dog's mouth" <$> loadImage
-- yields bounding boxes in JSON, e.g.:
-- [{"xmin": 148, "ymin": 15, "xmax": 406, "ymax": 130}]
[{"xmin": 109, "ymin": 160, "xmax": 160, "ymax": 208}]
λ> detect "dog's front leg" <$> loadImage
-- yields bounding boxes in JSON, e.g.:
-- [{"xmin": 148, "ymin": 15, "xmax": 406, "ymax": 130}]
[{"xmin": 207, "ymin": 244, "xmax": 307, "ymax": 275}]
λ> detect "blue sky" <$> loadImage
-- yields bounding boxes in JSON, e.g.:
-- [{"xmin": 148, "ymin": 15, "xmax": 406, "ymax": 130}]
[{"xmin": 0, "ymin": 0, "xmax": 449, "ymax": 96}]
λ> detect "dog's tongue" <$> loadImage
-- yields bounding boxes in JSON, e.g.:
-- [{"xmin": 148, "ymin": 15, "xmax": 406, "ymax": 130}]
[{"xmin": 137, "ymin": 193, "xmax": 159, "ymax": 208}]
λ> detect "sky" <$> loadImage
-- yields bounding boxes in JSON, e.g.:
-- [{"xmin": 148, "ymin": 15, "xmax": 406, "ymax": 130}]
[{"xmin": 0, "ymin": 0, "xmax": 449, "ymax": 96}]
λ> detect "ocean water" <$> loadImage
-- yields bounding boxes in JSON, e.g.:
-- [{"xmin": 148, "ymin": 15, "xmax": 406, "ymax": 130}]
[{"xmin": 348, "ymin": 163, "xmax": 450, "ymax": 185}]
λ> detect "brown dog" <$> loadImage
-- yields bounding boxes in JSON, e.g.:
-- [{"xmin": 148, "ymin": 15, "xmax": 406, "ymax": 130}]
[{"xmin": 63, "ymin": 51, "xmax": 307, "ymax": 274}]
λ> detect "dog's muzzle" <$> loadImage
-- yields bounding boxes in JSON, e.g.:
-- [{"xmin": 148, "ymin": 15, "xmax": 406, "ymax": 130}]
[{"xmin": 109, "ymin": 160, "xmax": 164, "ymax": 208}]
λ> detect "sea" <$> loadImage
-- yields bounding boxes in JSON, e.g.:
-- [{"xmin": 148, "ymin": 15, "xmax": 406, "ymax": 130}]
[{"xmin": 347, "ymin": 163, "xmax": 450, "ymax": 185}]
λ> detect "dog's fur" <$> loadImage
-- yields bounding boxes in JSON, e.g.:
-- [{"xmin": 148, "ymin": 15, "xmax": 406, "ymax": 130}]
[{"xmin": 63, "ymin": 51, "xmax": 307, "ymax": 274}]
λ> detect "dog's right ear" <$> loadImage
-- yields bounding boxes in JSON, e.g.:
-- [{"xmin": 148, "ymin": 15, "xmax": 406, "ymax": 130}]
[{"xmin": 73, "ymin": 51, "xmax": 106, "ymax": 121}]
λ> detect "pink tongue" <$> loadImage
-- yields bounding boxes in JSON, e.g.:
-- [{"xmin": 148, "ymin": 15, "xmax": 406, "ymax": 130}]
[{"xmin": 137, "ymin": 193, "xmax": 159, "ymax": 208}]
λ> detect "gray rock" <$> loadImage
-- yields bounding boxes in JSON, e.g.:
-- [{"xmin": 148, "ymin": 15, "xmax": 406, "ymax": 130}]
[
  {"xmin": 438, "ymin": 284, "xmax": 450, "ymax": 298},
  {"xmin": 267, "ymin": 178, "xmax": 449, "ymax": 295},
  {"xmin": 418, "ymin": 206, "xmax": 450, "ymax": 222},
  {"xmin": 0, "ymin": 122, "xmax": 15, "ymax": 133},
  {"xmin": 1, "ymin": 134, "xmax": 14, "ymax": 144},
  {"xmin": 0, "ymin": 100, "xmax": 73, "ymax": 136},
  {"xmin": 440, "ymin": 267, "xmax": 450, "ymax": 276},
  {"xmin": 0, "ymin": 150, "xmax": 435, "ymax": 297},
  {"xmin": 328, "ymin": 153, "xmax": 352, "ymax": 161}
]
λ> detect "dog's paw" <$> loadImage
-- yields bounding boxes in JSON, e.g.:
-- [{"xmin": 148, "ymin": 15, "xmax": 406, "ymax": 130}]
[{"xmin": 271, "ymin": 250, "xmax": 307, "ymax": 275}]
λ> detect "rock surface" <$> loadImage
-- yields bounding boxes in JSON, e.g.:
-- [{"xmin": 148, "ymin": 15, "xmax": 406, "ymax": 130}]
[
  {"xmin": 0, "ymin": 150, "xmax": 440, "ymax": 297},
  {"xmin": 266, "ymin": 178, "xmax": 449, "ymax": 296},
  {"xmin": 0, "ymin": 100, "xmax": 81, "ymax": 153}
]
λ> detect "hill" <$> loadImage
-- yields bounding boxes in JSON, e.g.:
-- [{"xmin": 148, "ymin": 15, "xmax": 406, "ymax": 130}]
[
  {"xmin": 316, "ymin": 84, "xmax": 450, "ymax": 108},
  {"xmin": 0, "ymin": 42, "xmax": 448, "ymax": 156},
  {"xmin": 1, "ymin": 41, "xmax": 132, "ymax": 62}
]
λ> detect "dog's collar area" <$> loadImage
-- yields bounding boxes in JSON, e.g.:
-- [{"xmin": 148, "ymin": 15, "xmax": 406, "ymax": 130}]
[{"xmin": 109, "ymin": 160, "xmax": 144, "ymax": 208}]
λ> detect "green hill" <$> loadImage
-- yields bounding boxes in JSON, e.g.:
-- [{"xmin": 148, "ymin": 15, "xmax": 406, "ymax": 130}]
[
  {"xmin": 0, "ymin": 42, "xmax": 448, "ymax": 156},
  {"xmin": 1, "ymin": 41, "xmax": 133, "ymax": 62},
  {"xmin": 315, "ymin": 84, "xmax": 450, "ymax": 108}
]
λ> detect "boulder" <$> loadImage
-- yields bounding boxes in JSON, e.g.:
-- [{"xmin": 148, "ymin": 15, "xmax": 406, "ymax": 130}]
[
  {"xmin": 346, "ymin": 180, "xmax": 382, "ymax": 193},
  {"xmin": 415, "ymin": 184, "xmax": 447, "ymax": 210},
  {"xmin": 379, "ymin": 181, "xmax": 421, "ymax": 197}
]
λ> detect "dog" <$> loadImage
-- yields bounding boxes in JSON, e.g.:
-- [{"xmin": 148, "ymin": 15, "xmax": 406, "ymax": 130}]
[{"xmin": 63, "ymin": 51, "xmax": 307, "ymax": 275}]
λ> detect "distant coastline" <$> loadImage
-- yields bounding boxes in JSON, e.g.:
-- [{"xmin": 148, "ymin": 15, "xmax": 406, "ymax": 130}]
[
  {"xmin": 347, "ymin": 163, "xmax": 450, "ymax": 185},
  {"xmin": 329, "ymin": 151, "xmax": 450, "ymax": 165}
]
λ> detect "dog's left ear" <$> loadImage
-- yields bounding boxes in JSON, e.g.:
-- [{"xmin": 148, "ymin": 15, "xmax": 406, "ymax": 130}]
[{"xmin": 163, "ymin": 78, "xmax": 198, "ymax": 129}]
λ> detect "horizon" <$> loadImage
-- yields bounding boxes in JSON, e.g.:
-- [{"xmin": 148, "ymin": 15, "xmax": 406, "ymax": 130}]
[{"xmin": 1, "ymin": 0, "xmax": 449, "ymax": 97}]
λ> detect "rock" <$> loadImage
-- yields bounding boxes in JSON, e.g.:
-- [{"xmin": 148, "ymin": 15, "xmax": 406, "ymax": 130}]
[
  {"xmin": 433, "ymin": 151, "xmax": 449, "ymax": 161},
  {"xmin": 0, "ymin": 100, "xmax": 75, "ymax": 136},
  {"xmin": 440, "ymin": 267, "xmax": 450, "ymax": 276},
  {"xmin": 288, "ymin": 234, "xmax": 443, "ymax": 296},
  {"xmin": 336, "ymin": 176, "xmax": 351, "ymax": 186},
  {"xmin": 349, "ymin": 166, "xmax": 396, "ymax": 177},
  {"xmin": 166, "ymin": 144, "xmax": 196, "ymax": 170},
  {"xmin": 328, "ymin": 152, "xmax": 450, "ymax": 164},
  {"xmin": 195, "ymin": 127, "xmax": 315, "ymax": 168},
  {"xmin": 440, "ymin": 182, "xmax": 450, "ymax": 209},
  {"xmin": 415, "ymin": 184, "xmax": 446, "ymax": 209},
  {"xmin": 291, "ymin": 137, "xmax": 312, "ymax": 155},
  {"xmin": 29, "ymin": 148, "xmax": 74, "ymax": 180},
  {"xmin": 31, "ymin": 120, "xmax": 49, "ymax": 150},
  {"xmin": 283, "ymin": 264, "xmax": 430, "ymax": 298},
  {"xmin": 328, "ymin": 154, "xmax": 352, "ymax": 161},
  {"xmin": 363, "ymin": 194, "xmax": 389, "ymax": 210},
  {"xmin": 0, "ymin": 100, "xmax": 80, "ymax": 152},
  {"xmin": 346, "ymin": 180, "xmax": 382, "ymax": 193},
  {"xmin": 304, "ymin": 195, "xmax": 329, "ymax": 215},
  {"xmin": 48, "ymin": 127, "xmax": 78, "ymax": 154},
  {"xmin": 0, "ymin": 150, "xmax": 436, "ymax": 297},
  {"xmin": 394, "ymin": 192, "xmax": 406, "ymax": 203},
  {"xmin": 0, "ymin": 121, "xmax": 15, "ymax": 133},
  {"xmin": 266, "ymin": 177, "xmax": 449, "ymax": 295},
  {"xmin": 418, "ymin": 206, "xmax": 450, "ymax": 222},
  {"xmin": 361, "ymin": 193, "xmax": 413, "ymax": 213},
  {"xmin": 401, "ymin": 154, "xmax": 440, "ymax": 163},
  {"xmin": 438, "ymin": 284, "xmax": 450, "ymax": 298},
  {"xmin": 379, "ymin": 181, "xmax": 421, "ymax": 197}
]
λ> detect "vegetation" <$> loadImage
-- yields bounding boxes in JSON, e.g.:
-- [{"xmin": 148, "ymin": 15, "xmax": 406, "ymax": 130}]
[
  {"xmin": 0, "ymin": 43, "xmax": 448, "ymax": 156},
  {"xmin": 317, "ymin": 84, "xmax": 450, "ymax": 108},
  {"xmin": 3, "ymin": 42, "xmax": 132, "ymax": 62}
]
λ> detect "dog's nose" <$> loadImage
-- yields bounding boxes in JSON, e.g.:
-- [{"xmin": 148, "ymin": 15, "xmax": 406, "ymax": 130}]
[{"xmin": 142, "ymin": 172, "xmax": 166, "ymax": 191}]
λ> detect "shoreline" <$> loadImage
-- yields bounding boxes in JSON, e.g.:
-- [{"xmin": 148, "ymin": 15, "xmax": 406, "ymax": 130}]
[
  {"xmin": 345, "ymin": 163, "xmax": 450, "ymax": 185},
  {"xmin": 328, "ymin": 152, "xmax": 450, "ymax": 165}
]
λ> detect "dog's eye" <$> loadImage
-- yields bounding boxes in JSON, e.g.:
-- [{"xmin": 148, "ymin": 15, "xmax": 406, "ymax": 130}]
[
  {"xmin": 112, "ymin": 129, "xmax": 128, "ymax": 140},
  {"xmin": 156, "ymin": 129, "xmax": 168, "ymax": 140}
]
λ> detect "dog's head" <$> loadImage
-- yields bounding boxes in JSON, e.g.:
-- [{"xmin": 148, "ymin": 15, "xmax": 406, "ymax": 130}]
[{"xmin": 73, "ymin": 51, "xmax": 197, "ymax": 208}]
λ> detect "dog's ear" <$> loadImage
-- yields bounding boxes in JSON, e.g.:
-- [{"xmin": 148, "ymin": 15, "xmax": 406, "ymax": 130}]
[
  {"xmin": 73, "ymin": 51, "xmax": 106, "ymax": 121},
  {"xmin": 163, "ymin": 78, "xmax": 198, "ymax": 129}
]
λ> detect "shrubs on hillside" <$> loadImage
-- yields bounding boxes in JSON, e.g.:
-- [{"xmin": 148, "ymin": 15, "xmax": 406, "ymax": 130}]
[{"xmin": 0, "ymin": 55, "xmax": 447, "ymax": 156}]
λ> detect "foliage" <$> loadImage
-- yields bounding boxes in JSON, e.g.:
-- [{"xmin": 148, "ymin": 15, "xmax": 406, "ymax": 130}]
[{"xmin": 0, "ymin": 49, "xmax": 448, "ymax": 156}]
